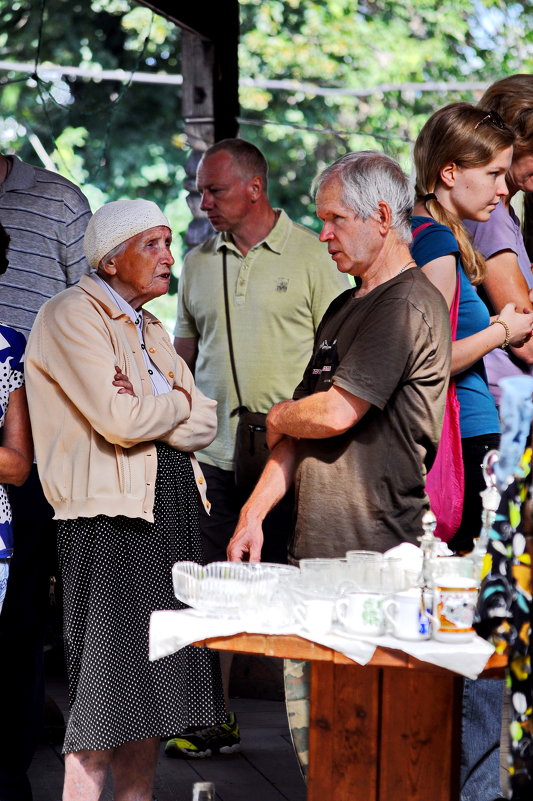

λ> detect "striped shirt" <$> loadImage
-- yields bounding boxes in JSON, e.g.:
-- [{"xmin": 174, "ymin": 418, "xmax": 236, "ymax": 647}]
[{"xmin": 0, "ymin": 156, "xmax": 91, "ymax": 335}]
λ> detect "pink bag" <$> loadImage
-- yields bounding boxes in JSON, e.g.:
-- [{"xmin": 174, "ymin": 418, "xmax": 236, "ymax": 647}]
[{"xmin": 413, "ymin": 222, "xmax": 464, "ymax": 542}]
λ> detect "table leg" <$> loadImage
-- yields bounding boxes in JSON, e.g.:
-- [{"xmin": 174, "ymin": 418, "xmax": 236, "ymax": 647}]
[
  {"xmin": 307, "ymin": 661, "xmax": 462, "ymax": 801},
  {"xmin": 307, "ymin": 661, "xmax": 380, "ymax": 801},
  {"xmin": 379, "ymin": 667, "xmax": 462, "ymax": 801}
]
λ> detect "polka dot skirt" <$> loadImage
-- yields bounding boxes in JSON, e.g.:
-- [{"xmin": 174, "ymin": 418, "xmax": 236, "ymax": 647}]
[{"xmin": 57, "ymin": 442, "xmax": 225, "ymax": 753}]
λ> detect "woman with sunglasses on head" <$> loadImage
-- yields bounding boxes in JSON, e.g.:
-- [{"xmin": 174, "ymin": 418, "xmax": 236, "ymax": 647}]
[
  {"xmin": 463, "ymin": 75, "xmax": 533, "ymax": 407},
  {"xmin": 411, "ymin": 102, "xmax": 532, "ymax": 555},
  {"xmin": 411, "ymin": 102, "xmax": 533, "ymax": 801}
]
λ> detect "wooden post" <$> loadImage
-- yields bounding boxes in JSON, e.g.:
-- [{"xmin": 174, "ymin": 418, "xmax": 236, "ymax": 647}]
[
  {"xmin": 180, "ymin": 6, "xmax": 239, "ymax": 250},
  {"xmin": 140, "ymin": 1, "xmax": 240, "ymax": 251}
]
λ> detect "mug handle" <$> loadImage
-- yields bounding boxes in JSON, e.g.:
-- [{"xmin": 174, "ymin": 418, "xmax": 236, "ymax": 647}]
[
  {"xmin": 382, "ymin": 598, "xmax": 398, "ymax": 630},
  {"xmin": 419, "ymin": 591, "xmax": 439, "ymax": 628},
  {"xmin": 335, "ymin": 598, "xmax": 348, "ymax": 620}
]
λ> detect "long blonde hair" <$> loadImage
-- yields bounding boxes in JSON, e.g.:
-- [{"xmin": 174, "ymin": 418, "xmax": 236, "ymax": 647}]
[{"xmin": 414, "ymin": 102, "xmax": 515, "ymax": 284}]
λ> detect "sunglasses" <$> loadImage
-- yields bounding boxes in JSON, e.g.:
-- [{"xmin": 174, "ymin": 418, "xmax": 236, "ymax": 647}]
[{"xmin": 474, "ymin": 110, "xmax": 507, "ymax": 131}]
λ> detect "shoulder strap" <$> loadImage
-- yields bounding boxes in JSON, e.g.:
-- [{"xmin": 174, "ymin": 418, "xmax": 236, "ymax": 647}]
[
  {"xmin": 449, "ymin": 267, "xmax": 461, "ymax": 340},
  {"xmin": 412, "ymin": 221, "xmax": 434, "ymax": 239},
  {"xmin": 222, "ymin": 248, "xmax": 244, "ymax": 414}
]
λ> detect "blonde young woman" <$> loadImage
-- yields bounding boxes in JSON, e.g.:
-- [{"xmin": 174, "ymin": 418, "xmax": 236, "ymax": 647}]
[
  {"xmin": 411, "ymin": 102, "xmax": 532, "ymax": 801},
  {"xmin": 411, "ymin": 102, "xmax": 532, "ymax": 554}
]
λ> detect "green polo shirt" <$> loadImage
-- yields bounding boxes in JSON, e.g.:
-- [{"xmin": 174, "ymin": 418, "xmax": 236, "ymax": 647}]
[{"xmin": 175, "ymin": 209, "xmax": 351, "ymax": 470}]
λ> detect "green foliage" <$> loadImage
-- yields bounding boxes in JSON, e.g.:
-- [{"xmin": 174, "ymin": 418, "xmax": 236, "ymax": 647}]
[
  {"xmin": 0, "ymin": 1, "xmax": 186, "ymax": 209},
  {"xmin": 238, "ymin": 0, "xmax": 532, "ymax": 230},
  {"xmin": 0, "ymin": 0, "xmax": 532, "ymax": 329}
]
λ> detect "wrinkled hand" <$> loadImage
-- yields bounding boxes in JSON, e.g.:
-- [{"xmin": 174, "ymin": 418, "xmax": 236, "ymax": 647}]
[
  {"xmin": 227, "ymin": 515, "xmax": 264, "ymax": 562},
  {"xmin": 498, "ymin": 303, "xmax": 533, "ymax": 348},
  {"xmin": 113, "ymin": 365, "xmax": 136, "ymax": 396}
]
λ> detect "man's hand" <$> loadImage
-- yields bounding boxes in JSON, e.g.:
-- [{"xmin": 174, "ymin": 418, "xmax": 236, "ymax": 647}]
[
  {"xmin": 228, "ymin": 434, "xmax": 298, "ymax": 562},
  {"xmin": 227, "ymin": 514, "xmax": 264, "ymax": 562}
]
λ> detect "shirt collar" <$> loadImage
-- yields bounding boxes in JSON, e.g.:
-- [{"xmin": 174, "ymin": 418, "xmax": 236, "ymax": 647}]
[
  {"xmin": 91, "ymin": 273, "xmax": 142, "ymax": 326},
  {"xmin": 2, "ymin": 156, "xmax": 36, "ymax": 191},
  {"xmin": 214, "ymin": 208, "xmax": 291, "ymax": 257}
]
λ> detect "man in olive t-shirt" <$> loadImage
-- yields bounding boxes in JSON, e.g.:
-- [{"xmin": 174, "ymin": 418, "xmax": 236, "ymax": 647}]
[{"xmin": 228, "ymin": 151, "xmax": 451, "ymax": 563}]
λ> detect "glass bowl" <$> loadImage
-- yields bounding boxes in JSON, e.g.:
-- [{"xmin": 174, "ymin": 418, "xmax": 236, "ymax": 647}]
[{"xmin": 172, "ymin": 561, "xmax": 280, "ymax": 617}]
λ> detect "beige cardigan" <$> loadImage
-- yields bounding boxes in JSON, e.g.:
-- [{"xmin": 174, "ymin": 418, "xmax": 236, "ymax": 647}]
[{"xmin": 25, "ymin": 275, "xmax": 216, "ymax": 522}]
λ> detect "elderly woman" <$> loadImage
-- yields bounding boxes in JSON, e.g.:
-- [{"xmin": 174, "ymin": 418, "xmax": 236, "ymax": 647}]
[{"xmin": 25, "ymin": 200, "xmax": 225, "ymax": 801}]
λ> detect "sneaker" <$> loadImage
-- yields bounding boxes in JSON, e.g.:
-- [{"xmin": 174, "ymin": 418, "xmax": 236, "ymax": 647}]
[{"xmin": 164, "ymin": 712, "xmax": 240, "ymax": 758}]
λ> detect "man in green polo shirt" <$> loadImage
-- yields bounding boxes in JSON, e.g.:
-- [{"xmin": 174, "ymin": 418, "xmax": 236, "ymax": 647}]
[{"xmin": 169, "ymin": 138, "xmax": 349, "ymax": 758}]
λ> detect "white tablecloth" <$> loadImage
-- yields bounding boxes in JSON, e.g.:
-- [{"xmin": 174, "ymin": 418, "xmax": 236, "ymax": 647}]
[{"xmin": 149, "ymin": 608, "xmax": 495, "ymax": 680}]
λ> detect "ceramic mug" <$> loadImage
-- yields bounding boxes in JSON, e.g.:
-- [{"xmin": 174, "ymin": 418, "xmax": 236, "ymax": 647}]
[
  {"xmin": 428, "ymin": 557, "xmax": 479, "ymax": 642},
  {"xmin": 294, "ymin": 598, "xmax": 334, "ymax": 636},
  {"xmin": 430, "ymin": 578, "xmax": 479, "ymax": 642},
  {"xmin": 335, "ymin": 591, "xmax": 386, "ymax": 636},
  {"xmin": 383, "ymin": 588, "xmax": 431, "ymax": 641}
]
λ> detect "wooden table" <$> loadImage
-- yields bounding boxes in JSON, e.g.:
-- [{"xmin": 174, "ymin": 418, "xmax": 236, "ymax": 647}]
[{"xmin": 194, "ymin": 633, "xmax": 506, "ymax": 801}]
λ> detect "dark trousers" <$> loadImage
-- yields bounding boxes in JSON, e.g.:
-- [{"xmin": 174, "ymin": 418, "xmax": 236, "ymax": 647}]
[
  {"xmin": 0, "ymin": 466, "xmax": 56, "ymax": 801},
  {"xmin": 198, "ymin": 462, "xmax": 294, "ymax": 565},
  {"xmin": 449, "ymin": 433, "xmax": 500, "ymax": 554}
]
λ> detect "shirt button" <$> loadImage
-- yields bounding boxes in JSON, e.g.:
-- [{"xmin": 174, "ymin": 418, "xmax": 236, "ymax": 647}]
[
  {"xmin": 197, "ymin": 477, "xmax": 204, "ymax": 484},
  {"xmin": 149, "ymin": 347, "xmax": 156, "ymax": 354},
  {"xmin": 168, "ymin": 371, "xmax": 174, "ymax": 379}
]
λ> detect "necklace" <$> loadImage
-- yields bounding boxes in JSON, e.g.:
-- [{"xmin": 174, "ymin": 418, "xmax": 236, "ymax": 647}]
[{"xmin": 395, "ymin": 258, "xmax": 416, "ymax": 277}]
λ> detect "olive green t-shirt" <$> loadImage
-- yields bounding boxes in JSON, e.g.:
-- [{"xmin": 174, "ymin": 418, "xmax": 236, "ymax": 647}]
[
  {"xmin": 290, "ymin": 268, "xmax": 451, "ymax": 561},
  {"xmin": 175, "ymin": 210, "xmax": 351, "ymax": 469}
]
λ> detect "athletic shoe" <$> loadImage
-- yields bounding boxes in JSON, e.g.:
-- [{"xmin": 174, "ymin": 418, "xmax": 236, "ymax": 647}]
[{"xmin": 164, "ymin": 712, "xmax": 240, "ymax": 758}]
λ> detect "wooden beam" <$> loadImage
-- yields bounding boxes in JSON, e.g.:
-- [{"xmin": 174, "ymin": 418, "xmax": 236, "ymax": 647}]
[
  {"xmin": 137, "ymin": 1, "xmax": 236, "ymax": 42},
  {"xmin": 137, "ymin": 0, "xmax": 239, "ymax": 142}
]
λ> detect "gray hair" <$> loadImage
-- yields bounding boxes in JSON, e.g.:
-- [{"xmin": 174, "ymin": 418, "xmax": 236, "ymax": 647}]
[
  {"xmin": 312, "ymin": 151, "xmax": 413, "ymax": 244},
  {"xmin": 98, "ymin": 240, "xmax": 127, "ymax": 271}
]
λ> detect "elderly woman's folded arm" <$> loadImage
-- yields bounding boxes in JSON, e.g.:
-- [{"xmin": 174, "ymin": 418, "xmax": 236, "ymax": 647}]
[
  {"xmin": 158, "ymin": 384, "xmax": 217, "ymax": 452},
  {"xmin": 28, "ymin": 298, "xmax": 193, "ymax": 448}
]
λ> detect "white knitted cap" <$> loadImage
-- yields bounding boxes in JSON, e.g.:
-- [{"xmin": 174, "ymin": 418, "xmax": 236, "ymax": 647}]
[{"xmin": 84, "ymin": 199, "xmax": 171, "ymax": 268}]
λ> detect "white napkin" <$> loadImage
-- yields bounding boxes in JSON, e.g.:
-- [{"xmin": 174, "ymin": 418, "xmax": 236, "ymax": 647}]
[{"xmin": 149, "ymin": 608, "xmax": 494, "ymax": 679}]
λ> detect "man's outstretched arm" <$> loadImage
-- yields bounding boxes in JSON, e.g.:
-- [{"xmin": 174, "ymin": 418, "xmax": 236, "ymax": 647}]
[{"xmin": 227, "ymin": 436, "xmax": 297, "ymax": 562}]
